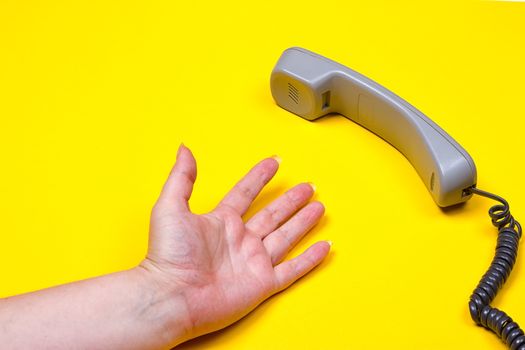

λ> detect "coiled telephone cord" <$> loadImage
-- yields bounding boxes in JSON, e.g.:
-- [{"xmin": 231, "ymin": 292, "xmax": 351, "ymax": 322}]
[{"xmin": 468, "ymin": 187, "xmax": 524, "ymax": 349}]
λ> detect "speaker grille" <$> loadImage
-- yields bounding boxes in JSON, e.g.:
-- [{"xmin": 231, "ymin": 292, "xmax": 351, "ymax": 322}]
[{"xmin": 288, "ymin": 83, "xmax": 299, "ymax": 104}]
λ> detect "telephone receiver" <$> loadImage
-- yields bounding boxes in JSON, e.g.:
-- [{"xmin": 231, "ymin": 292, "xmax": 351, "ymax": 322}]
[
  {"xmin": 270, "ymin": 47, "xmax": 525, "ymax": 349},
  {"xmin": 270, "ymin": 47, "xmax": 477, "ymax": 207}
]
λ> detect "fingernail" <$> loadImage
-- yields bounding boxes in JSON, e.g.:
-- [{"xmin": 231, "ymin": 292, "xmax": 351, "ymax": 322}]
[
  {"xmin": 308, "ymin": 182, "xmax": 316, "ymax": 192},
  {"xmin": 177, "ymin": 143, "xmax": 185, "ymax": 157},
  {"xmin": 326, "ymin": 240, "xmax": 333, "ymax": 247},
  {"xmin": 271, "ymin": 155, "xmax": 282, "ymax": 164}
]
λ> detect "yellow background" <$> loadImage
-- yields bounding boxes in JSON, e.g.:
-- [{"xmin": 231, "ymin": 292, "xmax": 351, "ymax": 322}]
[{"xmin": 1, "ymin": 0, "xmax": 524, "ymax": 349}]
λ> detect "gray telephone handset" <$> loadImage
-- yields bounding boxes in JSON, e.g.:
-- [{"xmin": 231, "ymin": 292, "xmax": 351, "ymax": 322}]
[
  {"xmin": 270, "ymin": 47, "xmax": 476, "ymax": 207},
  {"xmin": 270, "ymin": 47, "xmax": 524, "ymax": 348}
]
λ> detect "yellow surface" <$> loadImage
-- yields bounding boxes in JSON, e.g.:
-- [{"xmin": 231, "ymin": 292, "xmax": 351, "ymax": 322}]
[{"xmin": 1, "ymin": 0, "xmax": 525, "ymax": 348}]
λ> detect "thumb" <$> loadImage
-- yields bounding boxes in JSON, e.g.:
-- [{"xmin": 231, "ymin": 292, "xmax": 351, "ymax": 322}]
[{"xmin": 158, "ymin": 143, "xmax": 197, "ymax": 209}]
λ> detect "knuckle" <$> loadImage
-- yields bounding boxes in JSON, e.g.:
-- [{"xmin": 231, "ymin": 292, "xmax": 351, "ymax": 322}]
[
  {"xmin": 276, "ymin": 229, "xmax": 293, "ymax": 250},
  {"xmin": 181, "ymin": 169, "xmax": 196, "ymax": 183},
  {"xmin": 266, "ymin": 206, "xmax": 280, "ymax": 224},
  {"xmin": 305, "ymin": 254, "xmax": 317, "ymax": 269},
  {"xmin": 284, "ymin": 190, "xmax": 303, "ymax": 210},
  {"xmin": 240, "ymin": 184, "xmax": 255, "ymax": 198}
]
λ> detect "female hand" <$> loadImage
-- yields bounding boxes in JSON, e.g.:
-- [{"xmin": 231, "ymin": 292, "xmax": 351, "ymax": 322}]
[{"xmin": 142, "ymin": 144, "xmax": 331, "ymax": 344}]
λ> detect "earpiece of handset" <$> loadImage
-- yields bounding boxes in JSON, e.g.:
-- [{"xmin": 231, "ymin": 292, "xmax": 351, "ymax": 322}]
[{"xmin": 270, "ymin": 47, "xmax": 477, "ymax": 207}]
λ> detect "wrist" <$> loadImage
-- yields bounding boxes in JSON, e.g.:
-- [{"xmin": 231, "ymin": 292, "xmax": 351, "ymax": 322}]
[{"xmin": 132, "ymin": 261, "xmax": 194, "ymax": 348}]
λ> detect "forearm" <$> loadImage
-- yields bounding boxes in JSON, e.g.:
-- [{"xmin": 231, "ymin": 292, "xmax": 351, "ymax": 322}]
[{"xmin": 0, "ymin": 267, "xmax": 192, "ymax": 350}]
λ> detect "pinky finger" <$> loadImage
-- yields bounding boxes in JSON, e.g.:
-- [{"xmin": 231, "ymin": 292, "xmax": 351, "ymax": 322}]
[{"xmin": 274, "ymin": 241, "xmax": 331, "ymax": 292}]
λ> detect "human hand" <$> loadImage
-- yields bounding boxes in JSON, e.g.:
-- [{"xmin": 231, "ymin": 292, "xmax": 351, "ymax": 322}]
[{"xmin": 141, "ymin": 144, "xmax": 331, "ymax": 345}]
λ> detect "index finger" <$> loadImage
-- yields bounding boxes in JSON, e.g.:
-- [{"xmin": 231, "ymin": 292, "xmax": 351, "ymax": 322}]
[{"xmin": 216, "ymin": 156, "xmax": 280, "ymax": 216}]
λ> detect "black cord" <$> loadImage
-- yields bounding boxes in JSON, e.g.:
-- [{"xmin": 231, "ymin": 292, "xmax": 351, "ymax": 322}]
[{"xmin": 468, "ymin": 187, "xmax": 525, "ymax": 349}]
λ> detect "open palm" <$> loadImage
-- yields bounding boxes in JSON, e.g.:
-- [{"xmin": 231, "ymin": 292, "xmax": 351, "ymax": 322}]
[{"xmin": 141, "ymin": 145, "xmax": 330, "ymax": 341}]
